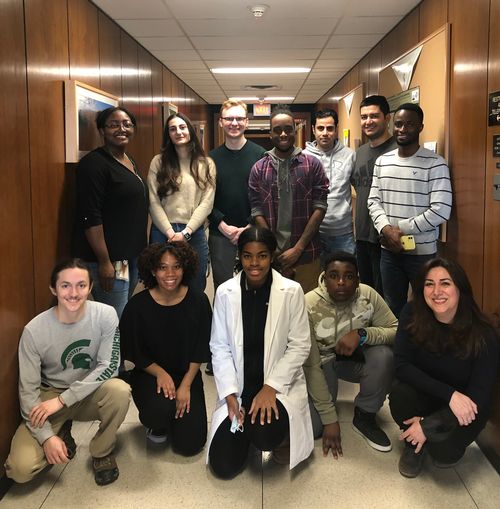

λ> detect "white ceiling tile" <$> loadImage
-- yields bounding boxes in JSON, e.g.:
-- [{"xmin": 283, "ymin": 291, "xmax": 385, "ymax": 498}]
[
  {"xmin": 326, "ymin": 34, "xmax": 384, "ymax": 48},
  {"xmin": 343, "ymin": 0, "xmax": 420, "ymax": 17},
  {"xmin": 191, "ymin": 36, "xmax": 328, "ymax": 50},
  {"xmin": 199, "ymin": 49, "xmax": 320, "ymax": 61},
  {"xmin": 150, "ymin": 50, "xmax": 200, "ymax": 60},
  {"xmin": 94, "ymin": 0, "xmax": 170, "ymax": 19},
  {"xmin": 139, "ymin": 37, "xmax": 193, "ymax": 50},
  {"xmin": 180, "ymin": 17, "xmax": 339, "ymax": 36},
  {"xmin": 314, "ymin": 59, "xmax": 356, "ymax": 70},
  {"xmin": 321, "ymin": 47, "xmax": 368, "ymax": 59},
  {"xmin": 165, "ymin": 60, "xmax": 207, "ymax": 70},
  {"xmin": 335, "ymin": 16, "xmax": 403, "ymax": 35},
  {"xmin": 116, "ymin": 19, "xmax": 182, "ymax": 37}
]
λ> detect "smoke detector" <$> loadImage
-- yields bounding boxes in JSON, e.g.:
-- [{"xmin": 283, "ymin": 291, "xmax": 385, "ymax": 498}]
[{"xmin": 248, "ymin": 4, "xmax": 269, "ymax": 18}]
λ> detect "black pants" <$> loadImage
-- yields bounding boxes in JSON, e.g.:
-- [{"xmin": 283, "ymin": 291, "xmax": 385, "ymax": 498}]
[
  {"xmin": 356, "ymin": 240, "xmax": 383, "ymax": 296},
  {"xmin": 130, "ymin": 369, "xmax": 207, "ymax": 456},
  {"xmin": 389, "ymin": 381, "xmax": 489, "ymax": 463},
  {"xmin": 209, "ymin": 399, "xmax": 289, "ymax": 479}
]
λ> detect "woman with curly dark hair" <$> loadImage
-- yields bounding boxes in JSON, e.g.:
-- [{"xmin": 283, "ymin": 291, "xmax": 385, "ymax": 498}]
[
  {"xmin": 147, "ymin": 112, "xmax": 216, "ymax": 291},
  {"xmin": 120, "ymin": 242, "xmax": 212, "ymax": 455},
  {"xmin": 389, "ymin": 257, "xmax": 498, "ymax": 478}
]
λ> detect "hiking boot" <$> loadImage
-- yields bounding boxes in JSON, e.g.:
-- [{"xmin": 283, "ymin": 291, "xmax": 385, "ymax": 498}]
[
  {"xmin": 399, "ymin": 442, "xmax": 426, "ymax": 478},
  {"xmin": 57, "ymin": 420, "xmax": 77, "ymax": 460},
  {"xmin": 146, "ymin": 428, "xmax": 168, "ymax": 445},
  {"xmin": 92, "ymin": 454, "xmax": 119, "ymax": 486},
  {"xmin": 352, "ymin": 407, "xmax": 392, "ymax": 452}
]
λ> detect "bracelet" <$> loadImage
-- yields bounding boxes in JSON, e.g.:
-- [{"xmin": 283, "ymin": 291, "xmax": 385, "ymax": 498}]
[{"xmin": 58, "ymin": 395, "xmax": 65, "ymax": 407}]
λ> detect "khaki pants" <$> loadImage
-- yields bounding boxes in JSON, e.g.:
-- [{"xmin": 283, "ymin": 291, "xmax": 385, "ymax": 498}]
[
  {"xmin": 5, "ymin": 378, "xmax": 130, "ymax": 483},
  {"xmin": 294, "ymin": 258, "xmax": 322, "ymax": 294}
]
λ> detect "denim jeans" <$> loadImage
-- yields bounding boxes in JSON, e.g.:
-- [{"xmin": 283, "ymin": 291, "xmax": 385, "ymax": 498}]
[
  {"xmin": 320, "ymin": 231, "xmax": 356, "ymax": 267},
  {"xmin": 150, "ymin": 223, "xmax": 208, "ymax": 292},
  {"xmin": 208, "ymin": 232, "xmax": 237, "ymax": 291},
  {"xmin": 88, "ymin": 258, "xmax": 138, "ymax": 319},
  {"xmin": 380, "ymin": 249, "xmax": 434, "ymax": 317}
]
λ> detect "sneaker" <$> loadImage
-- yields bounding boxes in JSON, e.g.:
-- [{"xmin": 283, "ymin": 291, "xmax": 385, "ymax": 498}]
[
  {"xmin": 399, "ymin": 443, "xmax": 426, "ymax": 478},
  {"xmin": 57, "ymin": 420, "xmax": 77, "ymax": 460},
  {"xmin": 352, "ymin": 407, "xmax": 392, "ymax": 452},
  {"xmin": 146, "ymin": 428, "xmax": 168, "ymax": 445},
  {"xmin": 205, "ymin": 362, "xmax": 214, "ymax": 376},
  {"xmin": 92, "ymin": 454, "xmax": 119, "ymax": 486}
]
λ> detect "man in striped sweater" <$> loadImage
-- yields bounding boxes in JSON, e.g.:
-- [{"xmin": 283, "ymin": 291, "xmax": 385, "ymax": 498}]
[{"xmin": 367, "ymin": 103, "xmax": 452, "ymax": 317}]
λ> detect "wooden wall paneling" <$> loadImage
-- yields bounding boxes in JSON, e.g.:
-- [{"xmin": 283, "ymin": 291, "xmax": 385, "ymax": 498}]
[
  {"xmin": 348, "ymin": 66, "xmax": 360, "ymax": 91},
  {"xmin": 443, "ymin": 0, "xmax": 490, "ymax": 300},
  {"xmin": 0, "ymin": 0, "xmax": 34, "ymax": 472},
  {"xmin": 368, "ymin": 45, "xmax": 381, "ymax": 96},
  {"xmin": 380, "ymin": 8, "xmax": 419, "ymax": 69},
  {"xmin": 177, "ymin": 80, "xmax": 187, "ymax": 114},
  {"xmin": 68, "ymin": 0, "xmax": 99, "ymax": 88},
  {"xmin": 171, "ymin": 74, "xmax": 182, "ymax": 112},
  {"xmin": 25, "ymin": 0, "xmax": 71, "ymax": 313},
  {"xmin": 358, "ymin": 55, "xmax": 370, "ymax": 94},
  {"xmin": 479, "ymin": 0, "xmax": 500, "ymax": 464},
  {"xmin": 98, "ymin": 11, "xmax": 122, "ymax": 98},
  {"xmin": 151, "ymin": 58, "xmax": 163, "ymax": 155},
  {"xmin": 137, "ymin": 47, "xmax": 154, "ymax": 175},
  {"xmin": 419, "ymin": 0, "xmax": 448, "ymax": 40},
  {"xmin": 120, "ymin": 32, "xmax": 140, "ymax": 169}
]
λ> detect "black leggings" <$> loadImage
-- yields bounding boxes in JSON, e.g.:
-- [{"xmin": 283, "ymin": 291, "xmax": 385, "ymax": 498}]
[
  {"xmin": 209, "ymin": 399, "xmax": 289, "ymax": 479},
  {"xmin": 389, "ymin": 381, "xmax": 489, "ymax": 463},
  {"xmin": 130, "ymin": 369, "xmax": 207, "ymax": 456}
]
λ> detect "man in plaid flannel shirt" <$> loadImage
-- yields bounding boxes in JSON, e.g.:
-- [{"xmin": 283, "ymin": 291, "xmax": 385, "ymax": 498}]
[{"xmin": 249, "ymin": 105, "xmax": 329, "ymax": 293}]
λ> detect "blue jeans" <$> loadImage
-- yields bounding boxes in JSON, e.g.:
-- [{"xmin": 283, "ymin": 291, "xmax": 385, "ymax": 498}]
[
  {"xmin": 320, "ymin": 231, "xmax": 356, "ymax": 267},
  {"xmin": 150, "ymin": 223, "xmax": 208, "ymax": 292},
  {"xmin": 88, "ymin": 258, "xmax": 138, "ymax": 319},
  {"xmin": 380, "ymin": 250, "xmax": 434, "ymax": 317}
]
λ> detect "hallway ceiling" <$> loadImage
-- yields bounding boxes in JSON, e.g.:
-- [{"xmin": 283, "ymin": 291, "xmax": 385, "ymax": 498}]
[{"xmin": 93, "ymin": 0, "xmax": 421, "ymax": 104}]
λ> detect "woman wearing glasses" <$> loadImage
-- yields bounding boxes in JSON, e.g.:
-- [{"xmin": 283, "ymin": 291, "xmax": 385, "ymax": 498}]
[
  {"xmin": 148, "ymin": 112, "xmax": 216, "ymax": 291},
  {"xmin": 73, "ymin": 107, "xmax": 149, "ymax": 318}
]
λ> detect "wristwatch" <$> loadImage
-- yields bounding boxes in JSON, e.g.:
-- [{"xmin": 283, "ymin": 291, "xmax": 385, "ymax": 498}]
[
  {"xmin": 181, "ymin": 230, "xmax": 192, "ymax": 241},
  {"xmin": 357, "ymin": 328, "xmax": 368, "ymax": 346}
]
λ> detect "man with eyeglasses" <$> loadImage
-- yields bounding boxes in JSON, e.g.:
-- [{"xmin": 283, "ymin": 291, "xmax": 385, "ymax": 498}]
[
  {"xmin": 206, "ymin": 100, "xmax": 265, "ymax": 374},
  {"xmin": 249, "ymin": 105, "xmax": 329, "ymax": 293},
  {"xmin": 304, "ymin": 110, "xmax": 356, "ymax": 260},
  {"xmin": 368, "ymin": 103, "xmax": 452, "ymax": 317}
]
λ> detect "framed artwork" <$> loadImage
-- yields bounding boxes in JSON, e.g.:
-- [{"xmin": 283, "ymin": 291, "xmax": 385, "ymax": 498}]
[{"xmin": 64, "ymin": 80, "xmax": 119, "ymax": 163}]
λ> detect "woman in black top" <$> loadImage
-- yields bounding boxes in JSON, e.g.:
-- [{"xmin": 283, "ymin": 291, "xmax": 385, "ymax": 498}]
[
  {"xmin": 120, "ymin": 242, "xmax": 211, "ymax": 455},
  {"xmin": 73, "ymin": 107, "xmax": 149, "ymax": 318},
  {"xmin": 389, "ymin": 257, "xmax": 498, "ymax": 478}
]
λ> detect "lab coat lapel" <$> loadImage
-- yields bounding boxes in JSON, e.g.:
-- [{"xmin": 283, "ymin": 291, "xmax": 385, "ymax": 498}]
[{"xmin": 264, "ymin": 270, "xmax": 285, "ymax": 369}]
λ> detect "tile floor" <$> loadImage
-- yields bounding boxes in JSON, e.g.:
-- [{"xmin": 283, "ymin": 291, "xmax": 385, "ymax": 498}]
[{"xmin": 2, "ymin": 376, "xmax": 499, "ymax": 509}]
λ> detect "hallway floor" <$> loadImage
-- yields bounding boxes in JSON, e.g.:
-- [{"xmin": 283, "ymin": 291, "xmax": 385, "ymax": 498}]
[{"xmin": 2, "ymin": 375, "xmax": 498, "ymax": 509}]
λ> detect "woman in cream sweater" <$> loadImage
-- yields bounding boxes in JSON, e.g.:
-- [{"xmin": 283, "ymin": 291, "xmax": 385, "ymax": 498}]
[{"xmin": 148, "ymin": 113, "xmax": 215, "ymax": 291}]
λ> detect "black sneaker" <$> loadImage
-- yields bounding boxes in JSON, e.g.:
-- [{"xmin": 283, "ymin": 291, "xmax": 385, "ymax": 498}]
[
  {"xmin": 92, "ymin": 454, "xmax": 119, "ymax": 486},
  {"xmin": 399, "ymin": 442, "xmax": 426, "ymax": 478},
  {"xmin": 57, "ymin": 420, "xmax": 77, "ymax": 460},
  {"xmin": 352, "ymin": 407, "xmax": 392, "ymax": 452}
]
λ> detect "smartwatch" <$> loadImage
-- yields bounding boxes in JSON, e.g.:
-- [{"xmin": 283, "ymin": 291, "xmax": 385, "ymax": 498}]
[
  {"xmin": 357, "ymin": 328, "xmax": 368, "ymax": 346},
  {"xmin": 182, "ymin": 230, "xmax": 192, "ymax": 241}
]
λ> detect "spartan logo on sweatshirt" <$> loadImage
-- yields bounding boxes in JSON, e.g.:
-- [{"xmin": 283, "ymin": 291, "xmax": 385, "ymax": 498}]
[{"xmin": 61, "ymin": 339, "xmax": 93, "ymax": 370}]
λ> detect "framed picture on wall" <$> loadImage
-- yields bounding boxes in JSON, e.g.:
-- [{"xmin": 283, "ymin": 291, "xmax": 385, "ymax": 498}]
[{"xmin": 64, "ymin": 80, "xmax": 119, "ymax": 163}]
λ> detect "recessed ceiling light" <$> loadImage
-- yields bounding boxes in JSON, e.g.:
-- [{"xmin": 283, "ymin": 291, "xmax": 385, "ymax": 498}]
[{"xmin": 211, "ymin": 67, "xmax": 310, "ymax": 74}]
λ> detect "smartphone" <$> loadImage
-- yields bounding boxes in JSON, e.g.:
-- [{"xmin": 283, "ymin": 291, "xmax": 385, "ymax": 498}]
[{"xmin": 400, "ymin": 235, "xmax": 416, "ymax": 251}]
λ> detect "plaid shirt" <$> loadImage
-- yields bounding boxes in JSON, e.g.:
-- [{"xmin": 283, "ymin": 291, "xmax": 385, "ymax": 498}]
[{"xmin": 249, "ymin": 151, "xmax": 329, "ymax": 264}]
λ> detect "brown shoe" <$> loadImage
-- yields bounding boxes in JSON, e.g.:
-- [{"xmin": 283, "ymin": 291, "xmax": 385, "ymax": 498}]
[
  {"xmin": 272, "ymin": 436, "xmax": 290, "ymax": 465},
  {"xmin": 92, "ymin": 454, "xmax": 119, "ymax": 486}
]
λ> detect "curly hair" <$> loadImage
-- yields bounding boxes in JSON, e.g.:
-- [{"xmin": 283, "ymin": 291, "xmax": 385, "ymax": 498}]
[
  {"xmin": 408, "ymin": 257, "xmax": 494, "ymax": 358},
  {"xmin": 138, "ymin": 242, "xmax": 198, "ymax": 289},
  {"xmin": 156, "ymin": 112, "xmax": 214, "ymax": 199}
]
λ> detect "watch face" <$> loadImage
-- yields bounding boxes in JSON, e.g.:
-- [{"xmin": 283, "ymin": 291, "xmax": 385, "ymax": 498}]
[
  {"xmin": 183, "ymin": 232, "xmax": 192, "ymax": 241},
  {"xmin": 358, "ymin": 328, "xmax": 367, "ymax": 337}
]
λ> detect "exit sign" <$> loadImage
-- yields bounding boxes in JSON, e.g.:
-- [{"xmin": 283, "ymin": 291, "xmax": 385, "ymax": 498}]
[{"xmin": 253, "ymin": 103, "xmax": 271, "ymax": 116}]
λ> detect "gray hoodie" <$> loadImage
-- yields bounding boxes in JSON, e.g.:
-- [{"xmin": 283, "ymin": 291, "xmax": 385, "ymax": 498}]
[{"xmin": 303, "ymin": 140, "xmax": 355, "ymax": 236}]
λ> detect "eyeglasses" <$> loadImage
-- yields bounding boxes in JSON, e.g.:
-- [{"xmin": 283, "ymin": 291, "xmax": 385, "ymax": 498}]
[
  {"xmin": 105, "ymin": 121, "xmax": 135, "ymax": 129},
  {"xmin": 221, "ymin": 116, "xmax": 247, "ymax": 124}
]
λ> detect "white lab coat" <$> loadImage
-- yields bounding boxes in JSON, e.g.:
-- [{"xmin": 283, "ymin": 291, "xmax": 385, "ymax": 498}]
[{"xmin": 207, "ymin": 269, "xmax": 314, "ymax": 469}]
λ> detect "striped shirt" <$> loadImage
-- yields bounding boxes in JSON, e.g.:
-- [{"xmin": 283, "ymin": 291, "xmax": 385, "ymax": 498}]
[{"xmin": 367, "ymin": 147, "xmax": 452, "ymax": 255}]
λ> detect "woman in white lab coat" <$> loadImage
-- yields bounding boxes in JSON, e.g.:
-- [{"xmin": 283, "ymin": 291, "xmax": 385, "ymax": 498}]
[{"xmin": 207, "ymin": 226, "xmax": 313, "ymax": 478}]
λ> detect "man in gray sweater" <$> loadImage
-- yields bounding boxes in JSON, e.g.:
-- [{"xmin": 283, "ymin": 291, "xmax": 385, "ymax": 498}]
[
  {"xmin": 304, "ymin": 110, "xmax": 356, "ymax": 260},
  {"xmin": 368, "ymin": 103, "xmax": 452, "ymax": 317}
]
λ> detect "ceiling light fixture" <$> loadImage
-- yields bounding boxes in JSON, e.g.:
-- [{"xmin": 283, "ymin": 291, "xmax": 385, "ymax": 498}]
[
  {"xmin": 211, "ymin": 67, "xmax": 310, "ymax": 74},
  {"xmin": 248, "ymin": 4, "xmax": 269, "ymax": 18}
]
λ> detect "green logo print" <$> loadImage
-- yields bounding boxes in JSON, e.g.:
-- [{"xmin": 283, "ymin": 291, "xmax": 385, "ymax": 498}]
[{"xmin": 61, "ymin": 339, "xmax": 92, "ymax": 370}]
